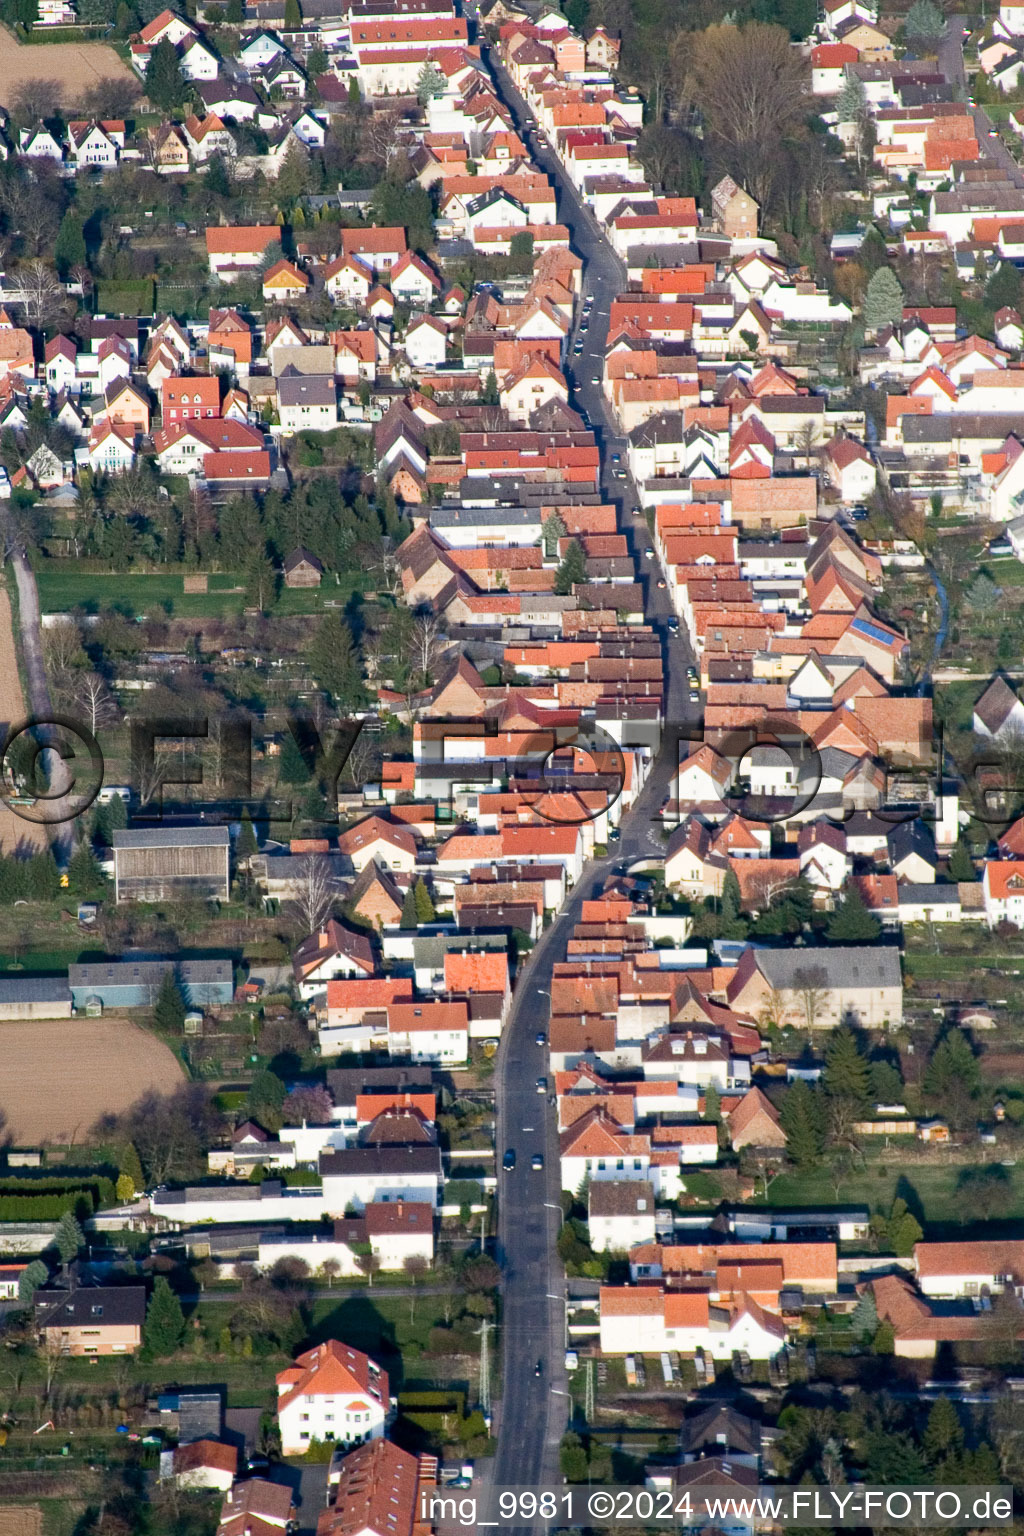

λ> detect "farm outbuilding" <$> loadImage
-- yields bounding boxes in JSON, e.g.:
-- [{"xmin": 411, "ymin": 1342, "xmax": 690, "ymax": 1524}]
[
  {"xmin": 68, "ymin": 958, "xmax": 234, "ymax": 1012},
  {"xmin": 0, "ymin": 978, "xmax": 71, "ymax": 1020},
  {"xmin": 112, "ymin": 827, "xmax": 230, "ymax": 903}
]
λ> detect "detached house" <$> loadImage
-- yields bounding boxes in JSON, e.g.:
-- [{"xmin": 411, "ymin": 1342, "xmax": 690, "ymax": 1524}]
[
  {"xmin": 390, "ymin": 251, "xmax": 441, "ymax": 306},
  {"xmin": 324, "ymin": 255, "xmax": 374, "ymax": 305},
  {"xmin": 183, "ymin": 114, "xmax": 237, "ymax": 162},
  {"xmin": 293, "ymin": 918, "xmax": 374, "ymax": 1000},
  {"xmin": 163, "ymin": 375, "xmax": 221, "ymax": 423},
  {"xmin": 45, "ymin": 336, "xmax": 78, "ymax": 394},
  {"xmin": 405, "ymin": 314, "xmax": 447, "ymax": 369},
  {"xmin": 340, "ymin": 226, "xmax": 408, "ymax": 275},
  {"xmin": 276, "ymin": 1340, "xmax": 389, "ymax": 1456},
  {"xmin": 262, "ymin": 259, "xmax": 309, "ymax": 301},
  {"xmin": 67, "ymin": 120, "xmax": 124, "ymax": 168},
  {"xmin": 711, "ymin": 175, "xmax": 759, "ymax": 239},
  {"xmin": 35, "ymin": 1282, "xmax": 146, "ymax": 1356},
  {"xmin": 278, "ymin": 370, "xmax": 338, "ymax": 431},
  {"xmin": 206, "ymin": 224, "xmax": 279, "ymax": 280}
]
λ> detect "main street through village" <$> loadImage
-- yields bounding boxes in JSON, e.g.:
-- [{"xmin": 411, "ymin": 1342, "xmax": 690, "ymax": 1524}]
[{"xmin": 482, "ymin": 44, "xmax": 699, "ymax": 1515}]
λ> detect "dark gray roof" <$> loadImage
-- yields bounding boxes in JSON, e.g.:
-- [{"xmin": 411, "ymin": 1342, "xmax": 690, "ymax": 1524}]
[
  {"xmin": 628, "ymin": 411, "xmax": 685, "ymax": 448},
  {"xmin": 888, "ymin": 818, "xmax": 935, "ymax": 865},
  {"xmin": 159, "ymin": 1180, "xmax": 286, "ymax": 1206},
  {"xmin": 681, "ymin": 1403, "xmax": 762, "ymax": 1457},
  {"xmin": 0, "ymin": 977, "xmax": 71, "ymax": 1004},
  {"xmin": 466, "ymin": 187, "xmax": 526, "ymax": 217},
  {"xmin": 278, "ymin": 372, "xmax": 337, "ymax": 407},
  {"xmin": 319, "ymin": 1146, "xmax": 442, "ymax": 1175},
  {"xmin": 588, "ymin": 1179, "xmax": 655, "ymax": 1217},
  {"xmin": 898, "ymin": 881, "xmax": 959, "ymax": 905},
  {"xmin": 755, "ymin": 945, "xmax": 901, "ymax": 991},
  {"xmin": 902, "ymin": 412, "xmax": 1024, "ymax": 443},
  {"xmin": 113, "ymin": 827, "xmax": 229, "ymax": 848},
  {"xmin": 326, "ymin": 1065, "xmax": 434, "ymax": 1101},
  {"xmin": 68, "ymin": 958, "xmax": 232, "ymax": 987},
  {"xmin": 36, "ymin": 1284, "xmax": 146, "ymax": 1329},
  {"xmin": 413, "ymin": 933, "xmax": 506, "ymax": 967},
  {"xmin": 457, "ymin": 903, "xmax": 536, "ymax": 930},
  {"xmin": 432, "ymin": 503, "xmax": 542, "ymax": 528},
  {"xmin": 197, "ymin": 79, "xmax": 264, "ymax": 109}
]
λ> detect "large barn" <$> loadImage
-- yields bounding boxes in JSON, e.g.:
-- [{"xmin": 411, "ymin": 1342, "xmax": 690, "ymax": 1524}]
[{"xmin": 112, "ymin": 827, "xmax": 231, "ymax": 903}]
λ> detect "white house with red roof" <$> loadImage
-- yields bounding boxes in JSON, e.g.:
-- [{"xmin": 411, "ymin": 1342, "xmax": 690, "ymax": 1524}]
[
  {"xmin": 824, "ymin": 435, "xmax": 876, "ymax": 501},
  {"xmin": 324, "ymin": 255, "xmax": 374, "ymax": 305},
  {"xmin": 276, "ymin": 1340, "xmax": 389, "ymax": 1454},
  {"xmin": 86, "ymin": 420, "xmax": 137, "ymax": 475},
  {"xmin": 405, "ymin": 313, "xmax": 447, "ymax": 369},
  {"xmin": 389, "ymin": 251, "xmax": 441, "ymax": 306},
  {"xmin": 45, "ymin": 336, "xmax": 78, "ymax": 395},
  {"xmin": 598, "ymin": 1284, "xmax": 787, "ymax": 1359}
]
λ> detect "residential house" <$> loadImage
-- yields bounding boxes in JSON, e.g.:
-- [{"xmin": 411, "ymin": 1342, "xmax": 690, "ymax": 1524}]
[
  {"xmin": 183, "ymin": 114, "xmax": 237, "ymax": 162},
  {"xmin": 163, "ymin": 375, "xmax": 221, "ymax": 423},
  {"xmin": 180, "ymin": 35, "xmax": 219, "ymax": 78},
  {"xmin": 217, "ymin": 1480, "xmax": 294, "ymax": 1536},
  {"xmin": 405, "ymin": 314, "xmax": 447, "ymax": 368},
  {"xmin": 588, "ymin": 1180, "xmax": 657, "ymax": 1253},
  {"xmin": 87, "ymin": 420, "xmax": 137, "ymax": 475},
  {"xmin": 292, "ymin": 919, "xmax": 375, "ymax": 1000},
  {"xmin": 825, "ymin": 436, "xmax": 877, "ymax": 501},
  {"xmin": 388, "ymin": 1000, "xmax": 469, "ymax": 1065},
  {"xmin": 45, "ymin": 336, "xmax": 77, "ymax": 395},
  {"xmin": 67, "ymin": 120, "xmax": 123, "ymax": 168},
  {"xmin": 317, "ymin": 1440, "xmax": 429, "ymax": 1536},
  {"xmin": 278, "ymin": 370, "xmax": 338, "ymax": 431},
  {"xmin": 337, "ymin": 816, "xmax": 418, "ymax": 873},
  {"xmin": 262, "ymin": 258, "xmax": 310, "ymax": 301},
  {"xmin": 711, "ymin": 176, "xmax": 759, "ymax": 238},
  {"xmin": 390, "ymin": 251, "xmax": 441, "ymax": 306},
  {"xmin": 276, "ymin": 1340, "xmax": 389, "ymax": 1455},
  {"xmin": 340, "ymin": 226, "xmax": 408, "ymax": 274},
  {"xmin": 35, "ymin": 1282, "xmax": 146, "ymax": 1356},
  {"xmin": 206, "ymin": 224, "xmax": 280, "ymax": 280},
  {"xmin": 149, "ymin": 122, "xmax": 191, "ymax": 173},
  {"xmin": 318, "ymin": 1144, "xmax": 442, "ymax": 1211}
]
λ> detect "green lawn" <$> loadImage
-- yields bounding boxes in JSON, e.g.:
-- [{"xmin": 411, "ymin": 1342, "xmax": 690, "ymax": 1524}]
[
  {"xmin": 983, "ymin": 556, "xmax": 1024, "ymax": 586},
  {"xmin": 903, "ymin": 951, "xmax": 1024, "ymax": 980},
  {"xmin": 34, "ymin": 565, "xmax": 367, "ymax": 620},
  {"xmin": 765, "ymin": 1160, "xmax": 1024, "ymax": 1229}
]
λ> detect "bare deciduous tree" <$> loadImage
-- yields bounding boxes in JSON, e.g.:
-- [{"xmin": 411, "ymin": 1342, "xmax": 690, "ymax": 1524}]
[
  {"xmin": 791, "ymin": 966, "xmax": 830, "ymax": 1032},
  {"xmin": 289, "ymin": 854, "xmax": 337, "ymax": 935},
  {"xmin": 106, "ymin": 465, "xmax": 159, "ymax": 520},
  {"xmin": 15, "ymin": 259, "xmax": 74, "ymax": 330},
  {"xmin": 362, "ymin": 534, "xmax": 402, "ymax": 597},
  {"xmin": 412, "ymin": 611, "xmax": 445, "ymax": 684},
  {"xmin": 43, "ymin": 617, "xmax": 85, "ymax": 676},
  {"xmin": 682, "ymin": 22, "xmax": 806, "ymax": 213},
  {"xmin": 72, "ymin": 672, "xmax": 120, "ymax": 736},
  {"xmin": 365, "ymin": 108, "xmax": 403, "ymax": 167}
]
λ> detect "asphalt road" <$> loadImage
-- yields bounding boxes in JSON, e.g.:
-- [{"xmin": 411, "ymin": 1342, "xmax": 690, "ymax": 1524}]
[
  {"xmin": 938, "ymin": 14, "xmax": 1024, "ymax": 187},
  {"xmin": 485, "ymin": 49, "xmax": 697, "ymax": 1520},
  {"xmin": 9, "ymin": 546, "xmax": 74, "ymax": 862}
]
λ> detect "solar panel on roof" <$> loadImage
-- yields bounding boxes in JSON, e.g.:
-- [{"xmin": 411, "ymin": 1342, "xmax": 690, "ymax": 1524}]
[{"xmin": 850, "ymin": 617, "xmax": 893, "ymax": 644}]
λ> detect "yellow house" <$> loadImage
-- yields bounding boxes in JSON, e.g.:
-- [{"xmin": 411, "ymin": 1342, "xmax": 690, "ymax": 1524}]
[{"xmin": 262, "ymin": 259, "xmax": 310, "ymax": 301}]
